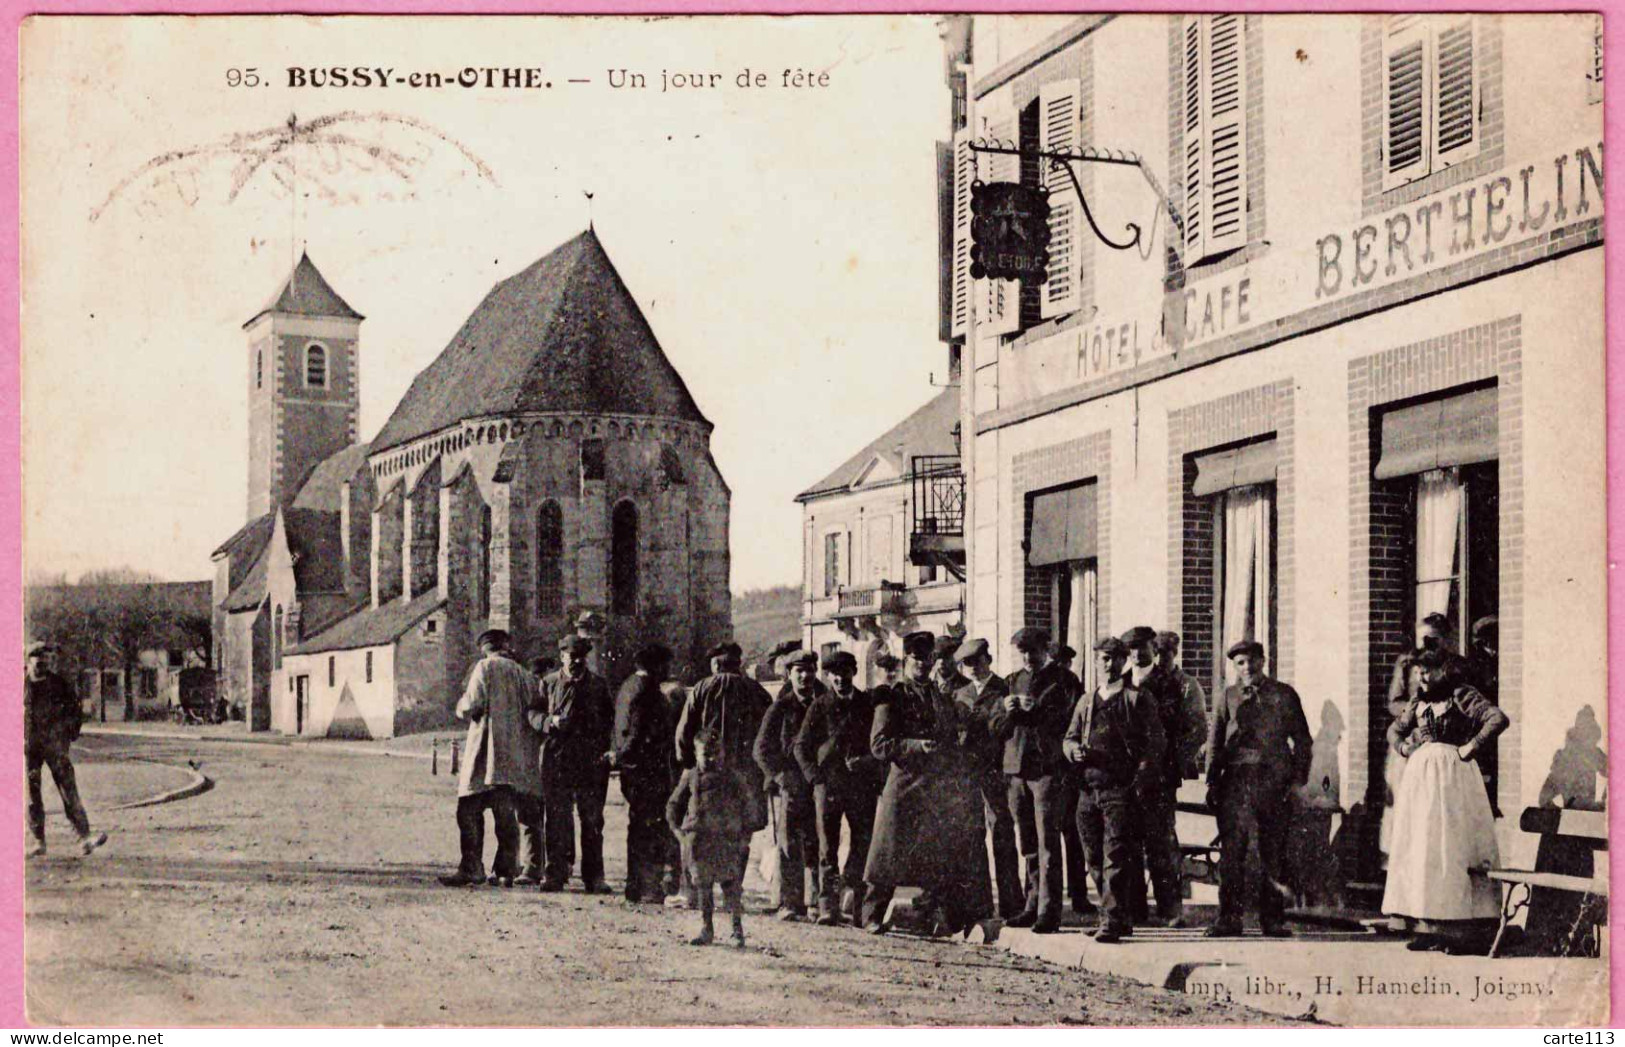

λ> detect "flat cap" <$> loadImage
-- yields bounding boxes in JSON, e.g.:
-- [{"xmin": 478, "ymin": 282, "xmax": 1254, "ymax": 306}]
[
  {"xmin": 1093, "ymin": 636, "xmax": 1129, "ymax": 658},
  {"xmin": 708, "ymin": 641, "xmax": 743, "ymax": 660},
  {"xmin": 1050, "ymin": 643, "xmax": 1077, "ymax": 662},
  {"xmin": 955, "ymin": 637, "xmax": 990, "ymax": 663},
  {"xmin": 1225, "ymin": 639, "xmax": 1266, "ymax": 660},
  {"xmin": 634, "ymin": 643, "xmax": 673, "ymax": 671},
  {"xmin": 1120, "ymin": 626, "xmax": 1158, "ymax": 647},
  {"xmin": 476, "ymin": 628, "xmax": 510, "ymax": 649},
  {"xmin": 558, "ymin": 633, "xmax": 593, "ymax": 654},
  {"xmin": 784, "ymin": 650, "xmax": 818, "ymax": 670},
  {"xmin": 1471, "ymin": 615, "xmax": 1498, "ymax": 641},
  {"xmin": 820, "ymin": 650, "xmax": 858, "ymax": 674},
  {"xmin": 933, "ymin": 634, "xmax": 962, "ymax": 660},
  {"xmin": 1153, "ymin": 631, "xmax": 1181, "ymax": 654},
  {"xmin": 25, "ymin": 641, "xmax": 56, "ymax": 657},
  {"xmin": 1010, "ymin": 626, "xmax": 1051, "ymax": 652},
  {"xmin": 873, "ymin": 652, "xmax": 900, "ymax": 671},
  {"xmin": 530, "ymin": 656, "xmax": 558, "ymax": 676},
  {"xmin": 902, "ymin": 631, "xmax": 936, "ymax": 660}
]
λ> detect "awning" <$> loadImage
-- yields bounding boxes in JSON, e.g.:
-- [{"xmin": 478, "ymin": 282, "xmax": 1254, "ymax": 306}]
[
  {"xmin": 1027, "ymin": 482, "xmax": 1098, "ymax": 567},
  {"xmin": 1375, "ymin": 386, "xmax": 1498, "ymax": 480},
  {"xmin": 1192, "ymin": 439, "xmax": 1279, "ymax": 498}
]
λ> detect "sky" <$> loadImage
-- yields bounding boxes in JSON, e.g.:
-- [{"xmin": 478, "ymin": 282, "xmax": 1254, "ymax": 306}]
[{"xmin": 20, "ymin": 15, "xmax": 950, "ymax": 593}]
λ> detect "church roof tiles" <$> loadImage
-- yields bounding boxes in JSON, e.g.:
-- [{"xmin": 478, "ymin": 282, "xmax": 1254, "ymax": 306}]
[{"xmin": 244, "ymin": 251, "xmax": 364, "ymax": 328}]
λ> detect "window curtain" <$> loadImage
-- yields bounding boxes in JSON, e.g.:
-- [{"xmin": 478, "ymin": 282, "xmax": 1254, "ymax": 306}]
[
  {"xmin": 1073, "ymin": 561, "xmax": 1098, "ymax": 697},
  {"xmin": 1415, "ymin": 468, "xmax": 1463, "ymax": 629},
  {"xmin": 1220, "ymin": 486, "xmax": 1272, "ymax": 683}
]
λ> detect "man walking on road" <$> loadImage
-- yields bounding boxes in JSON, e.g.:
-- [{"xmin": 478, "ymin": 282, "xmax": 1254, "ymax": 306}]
[
  {"xmin": 25, "ymin": 641, "xmax": 105, "ymax": 858},
  {"xmin": 611, "ymin": 643, "xmax": 679, "ymax": 903},
  {"xmin": 531, "ymin": 634, "xmax": 615, "ymax": 893},
  {"xmin": 441, "ymin": 629, "xmax": 538, "ymax": 887}
]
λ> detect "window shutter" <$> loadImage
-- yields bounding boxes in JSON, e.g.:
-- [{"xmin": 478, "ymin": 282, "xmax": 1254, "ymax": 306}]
[
  {"xmin": 1182, "ymin": 16, "xmax": 1206, "ymax": 259},
  {"xmin": 979, "ymin": 104, "xmax": 1021, "ymax": 336},
  {"xmin": 1203, "ymin": 15, "xmax": 1247, "ymax": 256},
  {"xmin": 1432, "ymin": 16, "xmax": 1479, "ymax": 168},
  {"xmin": 950, "ymin": 129, "xmax": 974, "ymax": 339},
  {"xmin": 1038, "ymin": 79, "xmax": 1081, "ymax": 318},
  {"xmin": 1383, "ymin": 15, "xmax": 1432, "ymax": 189}
]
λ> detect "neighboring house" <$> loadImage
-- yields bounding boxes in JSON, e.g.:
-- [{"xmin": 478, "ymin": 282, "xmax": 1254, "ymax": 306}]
[
  {"xmin": 795, "ymin": 388, "xmax": 965, "ymax": 689},
  {"xmin": 212, "ymin": 231, "xmax": 732, "ymax": 739}
]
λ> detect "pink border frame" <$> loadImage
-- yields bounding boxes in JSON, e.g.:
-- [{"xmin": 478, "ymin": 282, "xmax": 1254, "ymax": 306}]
[{"xmin": 0, "ymin": 0, "xmax": 1617, "ymax": 1029}]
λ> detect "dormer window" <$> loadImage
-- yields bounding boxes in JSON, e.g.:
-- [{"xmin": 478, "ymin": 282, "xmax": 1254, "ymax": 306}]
[{"xmin": 305, "ymin": 343, "xmax": 328, "ymax": 389}]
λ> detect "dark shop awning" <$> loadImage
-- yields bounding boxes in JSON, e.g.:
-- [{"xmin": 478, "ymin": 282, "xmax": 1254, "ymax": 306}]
[
  {"xmin": 1375, "ymin": 386, "xmax": 1498, "ymax": 480},
  {"xmin": 1192, "ymin": 439, "xmax": 1279, "ymax": 498},
  {"xmin": 1027, "ymin": 482, "xmax": 1098, "ymax": 567}
]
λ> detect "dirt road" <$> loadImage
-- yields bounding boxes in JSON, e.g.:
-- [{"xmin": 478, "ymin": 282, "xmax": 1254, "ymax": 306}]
[{"xmin": 26, "ymin": 734, "xmax": 1294, "ymax": 1027}]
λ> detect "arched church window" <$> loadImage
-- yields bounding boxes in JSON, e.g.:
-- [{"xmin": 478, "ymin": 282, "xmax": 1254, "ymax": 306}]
[
  {"xmin": 611, "ymin": 500, "xmax": 638, "ymax": 616},
  {"xmin": 480, "ymin": 504, "xmax": 493, "ymax": 620},
  {"xmin": 305, "ymin": 344, "xmax": 327, "ymax": 388},
  {"xmin": 537, "ymin": 501, "xmax": 563, "ymax": 616},
  {"xmin": 273, "ymin": 604, "xmax": 284, "ymax": 669}
]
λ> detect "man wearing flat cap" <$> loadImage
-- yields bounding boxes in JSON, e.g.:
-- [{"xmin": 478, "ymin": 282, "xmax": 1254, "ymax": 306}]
[
  {"xmin": 25, "ymin": 641, "xmax": 106, "ymax": 858},
  {"xmin": 754, "ymin": 650, "xmax": 825, "ymax": 921},
  {"xmin": 864, "ymin": 631, "xmax": 990, "ymax": 935},
  {"xmin": 611, "ymin": 643, "xmax": 679, "ymax": 902},
  {"xmin": 529, "ymin": 633, "xmax": 616, "ymax": 893},
  {"xmin": 793, "ymin": 649, "xmax": 884, "ymax": 924},
  {"xmin": 952, "ymin": 637, "xmax": 1024, "ymax": 920},
  {"xmin": 929, "ymin": 634, "xmax": 969, "ymax": 704},
  {"xmin": 442, "ymin": 630, "xmax": 539, "ymax": 887},
  {"xmin": 1063, "ymin": 636, "xmax": 1166, "ymax": 942},
  {"xmin": 1121, "ymin": 625, "xmax": 1192, "ymax": 926},
  {"xmin": 988, "ymin": 626, "xmax": 1074, "ymax": 933},
  {"xmin": 676, "ymin": 641, "xmax": 772, "ymax": 841},
  {"xmin": 1047, "ymin": 642, "xmax": 1094, "ymax": 919},
  {"xmin": 1204, "ymin": 640, "xmax": 1313, "ymax": 938}
]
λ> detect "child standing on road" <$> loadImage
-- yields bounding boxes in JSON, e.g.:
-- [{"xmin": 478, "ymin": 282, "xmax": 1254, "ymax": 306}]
[{"xmin": 666, "ymin": 756, "xmax": 750, "ymax": 948}]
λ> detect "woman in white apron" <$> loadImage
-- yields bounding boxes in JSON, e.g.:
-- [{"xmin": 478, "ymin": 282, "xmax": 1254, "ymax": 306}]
[{"xmin": 1382, "ymin": 648, "xmax": 1510, "ymax": 953}]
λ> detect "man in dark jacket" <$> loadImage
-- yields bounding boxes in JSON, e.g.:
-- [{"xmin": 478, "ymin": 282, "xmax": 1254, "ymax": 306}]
[
  {"xmin": 1050, "ymin": 643, "xmax": 1095, "ymax": 918},
  {"xmin": 529, "ymin": 634, "xmax": 615, "ymax": 893},
  {"xmin": 990, "ymin": 627, "xmax": 1074, "ymax": 933},
  {"xmin": 1064, "ymin": 636, "xmax": 1165, "ymax": 943},
  {"xmin": 954, "ymin": 638, "xmax": 1023, "ymax": 920},
  {"xmin": 25, "ymin": 642, "xmax": 105, "ymax": 858},
  {"xmin": 792, "ymin": 649, "xmax": 883, "ymax": 925},
  {"xmin": 1204, "ymin": 640, "xmax": 1313, "ymax": 938},
  {"xmin": 1123, "ymin": 625, "xmax": 1190, "ymax": 926},
  {"xmin": 675, "ymin": 642, "xmax": 771, "ymax": 834},
  {"xmin": 929, "ymin": 634, "xmax": 969, "ymax": 702},
  {"xmin": 754, "ymin": 650, "xmax": 823, "ymax": 920},
  {"xmin": 611, "ymin": 643, "xmax": 678, "ymax": 902}
]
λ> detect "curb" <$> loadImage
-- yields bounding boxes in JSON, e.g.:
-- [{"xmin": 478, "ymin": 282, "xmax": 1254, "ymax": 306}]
[
  {"xmin": 83, "ymin": 755, "xmax": 215, "ymax": 810},
  {"xmin": 84, "ymin": 725, "xmax": 440, "ymax": 762}
]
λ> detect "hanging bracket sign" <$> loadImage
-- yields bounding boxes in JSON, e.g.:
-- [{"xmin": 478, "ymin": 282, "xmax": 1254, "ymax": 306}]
[{"xmin": 970, "ymin": 180, "xmax": 1052, "ymax": 282}]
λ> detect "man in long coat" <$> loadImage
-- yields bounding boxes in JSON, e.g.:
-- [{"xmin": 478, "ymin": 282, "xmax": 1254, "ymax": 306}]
[
  {"xmin": 1205, "ymin": 640, "xmax": 1313, "ymax": 938},
  {"xmin": 441, "ymin": 629, "xmax": 540, "ymax": 887},
  {"xmin": 675, "ymin": 642, "xmax": 771, "ymax": 837},
  {"xmin": 25, "ymin": 641, "xmax": 105, "ymax": 858},
  {"xmin": 863, "ymin": 631, "xmax": 990, "ymax": 936},
  {"xmin": 792, "ymin": 649, "xmax": 884, "ymax": 925},
  {"xmin": 530, "ymin": 634, "xmax": 615, "ymax": 892},
  {"xmin": 611, "ymin": 643, "xmax": 679, "ymax": 903},
  {"xmin": 754, "ymin": 650, "xmax": 824, "ymax": 920}
]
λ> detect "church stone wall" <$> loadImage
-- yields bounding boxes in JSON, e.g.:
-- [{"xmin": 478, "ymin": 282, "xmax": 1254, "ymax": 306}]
[{"xmin": 394, "ymin": 611, "xmax": 454, "ymax": 735}]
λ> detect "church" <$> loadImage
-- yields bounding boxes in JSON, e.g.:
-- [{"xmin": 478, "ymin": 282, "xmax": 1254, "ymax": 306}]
[{"xmin": 210, "ymin": 230, "xmax": 733, "ymax": 738}]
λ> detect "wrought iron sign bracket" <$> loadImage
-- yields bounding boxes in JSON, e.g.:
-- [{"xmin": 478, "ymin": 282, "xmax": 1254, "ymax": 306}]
[{"xmin": 969, "ymin": 138, "xmax": 1183, "ymax": 257}]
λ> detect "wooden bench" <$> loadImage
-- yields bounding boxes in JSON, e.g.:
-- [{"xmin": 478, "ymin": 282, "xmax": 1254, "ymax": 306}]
[{"xmin": 1487, "ymin": 806, "xmax": 1608, "ymax": 958}]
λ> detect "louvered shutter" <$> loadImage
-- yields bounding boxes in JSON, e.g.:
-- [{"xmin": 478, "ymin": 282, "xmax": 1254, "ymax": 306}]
[
  {"xmin": 1202, "ymin": 15, "xmax": 1247, "ymax": 256},
  {"xmin": 1038, "ymin": 79, "xmax": 1081, "ymax": 318},
  {"xmin": 1182, "ymin": 16, "xmax": 1205, "ymax": 259},
  {"xmin": 979, "ymin": 103, "xmax": 1021, "ymax": 336},
  {"xmin": 950, "ymin": 129, "xmax": 974, "ymax": 339},
  {"xmin": 1383, "ymin": 15, "xmax": 1432, "ymax": 190},
  {"xmin": 1432, "ymin": 16, "xmax": 1479, "ymax": 168}
]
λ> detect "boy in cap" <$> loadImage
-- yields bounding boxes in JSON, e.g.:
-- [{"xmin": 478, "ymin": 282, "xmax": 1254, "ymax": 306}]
[
  {"xmin": 1063, "ymin": 636, "xmax": 1166, "ymax": 942},
  {"xmin": 676, "ymin": 642, "xmax": 772, "ymax": 851},
  {"xmin": 611, "ymin": 643, "xmax": 679, "ymax": 902},
  {"xmin": 991, "ymin": 627, "xmax": 1073, "ymax": 933},
  {"xmin": 754, "ymin": 649, "xmax": 825, "ymax": 920},
  {"xmin": 529, "ymin": 633, "xmax": 615, "ymax": 892},
  {"xmin": 953, "ymin": 637, "xmax": 1024, "ymax": 920},
  {"xmin": 1204, "ymin": 640, "xmax": 1312, "ymax": 938},
  {"xmin": 442, "ymin": 630, "xmax": 539, "ymax": 887},
  {"xmin": 24, "ymin": 641, "xmax": 106, "ymax": 857},
  {"xmin": 793, "ymin": 649, "xmax": 884, "ymax": 924},
  {"xmin": 1122, "ymin": 625, "xmax": 1189, "ymax": 926},
  {"xmin": 666, "ymin": 757, "xmax": 751, "ymax": 948}
]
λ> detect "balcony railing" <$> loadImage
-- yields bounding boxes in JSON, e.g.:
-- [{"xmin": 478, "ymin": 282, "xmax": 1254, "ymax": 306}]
[
  {"xmin": 833, "ymin": 582, "xmax": 907, "ymax": 619},
  {"xmin": 910, "ymin": 455, "xmax": 966, "ymax": 575}
]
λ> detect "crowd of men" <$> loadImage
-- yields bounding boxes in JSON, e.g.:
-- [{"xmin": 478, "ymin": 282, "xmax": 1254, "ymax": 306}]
[{"xmin": 446, "ymin": 620, "xmax": 1316, "ymax": 946}]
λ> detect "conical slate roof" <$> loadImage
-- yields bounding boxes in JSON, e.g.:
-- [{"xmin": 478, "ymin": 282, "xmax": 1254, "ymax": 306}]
[
  {"xmin": 370, "ymin": 229, "xmax": 708, "ymax": 453},
  {"xmin": 243, "ymin": 251, "xmax": 364, "ymax": 327}
]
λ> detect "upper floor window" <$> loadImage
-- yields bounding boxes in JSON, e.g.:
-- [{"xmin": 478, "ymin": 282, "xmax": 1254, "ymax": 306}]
[
  {"xmin": 1383, "ymin": 15, "xmax": 1480, "ymax": 191},
  {"xmin": 580, "ymin": 438, "xmax": 606, "ymax": 482},
  {"xmin": 256, "ymin": 349, "xmax": 264, "ymax": 390},
  {"xmin": 822, "ymin": 531, "xmax": 845, "ymax": 597},
  {"xmin": 305, "ymin": 343, "xmax": 328, "ymax": 388},
  {"xmin": 1182, "ymin": 13, "xmax": 1250, "ymax": 263}
]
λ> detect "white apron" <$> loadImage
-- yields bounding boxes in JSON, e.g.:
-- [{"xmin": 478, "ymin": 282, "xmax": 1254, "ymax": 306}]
[{"xmin": 1381, "ymin": 742, "xmax": 1500, "ymax": 921}]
